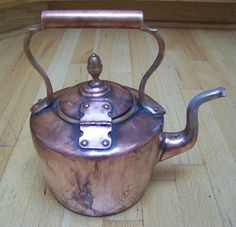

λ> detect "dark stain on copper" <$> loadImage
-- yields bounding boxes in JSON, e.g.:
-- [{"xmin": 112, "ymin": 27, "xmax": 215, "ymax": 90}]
[
  {"xmin": 71, "ymin": 189, "xmax": 94, "ymax": 210},
  {"xmin": 71, "ymin": 176, "xmax": 94, "ymax": 210}
]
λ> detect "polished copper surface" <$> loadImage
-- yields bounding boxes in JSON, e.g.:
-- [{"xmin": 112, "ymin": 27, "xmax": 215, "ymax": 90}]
[
  {"xmin": 25, "ymin": 10, "xmax": 227, "ymax": 217},
  {"xmin": 41, "ymin": 10, "xmax": 144, "ymax": 29},
  {"xmin": 34, "ymin": 133, "xmax": 159, "ymax": 216}
]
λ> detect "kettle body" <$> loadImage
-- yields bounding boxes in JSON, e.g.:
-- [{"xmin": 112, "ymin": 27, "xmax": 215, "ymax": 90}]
[
  {"xmin": 31, "ymin": 88, "xmax": 163, "ymax": 216},
  {"xmin": 25, "ymin": 10, "xmax": 226, "ymax": 216}
]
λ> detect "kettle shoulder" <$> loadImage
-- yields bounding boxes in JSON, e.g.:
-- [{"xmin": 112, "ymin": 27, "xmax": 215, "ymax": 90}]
[
  {"xmin": 30, "ymin": 105, "xmax": 163, "ymax": 159},
  {"xmin": 30, "ymin": 87, "xmax": 164, "ymax": 159}
]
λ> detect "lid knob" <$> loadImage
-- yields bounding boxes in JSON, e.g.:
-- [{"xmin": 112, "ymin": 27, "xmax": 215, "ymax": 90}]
[{"xmin": 87, "ymin": 53, "xmax": 103, "ymax": 86}]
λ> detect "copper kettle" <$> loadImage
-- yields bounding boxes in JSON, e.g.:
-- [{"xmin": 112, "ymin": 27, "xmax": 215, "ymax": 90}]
[{"xmin": 24, "ymin": 10, "xmax": 226, "ymax": 216}]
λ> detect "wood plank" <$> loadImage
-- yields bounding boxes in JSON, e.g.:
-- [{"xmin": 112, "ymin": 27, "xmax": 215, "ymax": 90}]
[
  {"xmin": 0, "ymin": 28, "xmax": 26, "ymax": 40},
  {"xmin": 62, "ymin": 209, "xmax": 103, "ymax": 227},
  {"xmin": 109, "ymin": 29, "xmax": 132, "ymax": 87},
  {"xmin": 0, "ymin": 35, "xmax": 24, "ymax": 147},
  {"xmin": 0, "ymin": 30, "xmax": 63, "ymax": 179},
  {"xmin": 142, "ymin": 181, "xmax": 184, "ymax": 227},
  {"xmin": 0, "ymin": 122, "xmax": 40, "ymax": 226},
  {"xmin": 174, "ymin": 29, "xmax": 207, "ymax": 61},
  {"xmin": 151, "ymin": 161, "xmax": 176, "ymax": 181},
  {"xmin": 175, "ymin": 165, "xmax": 223, "ymax": 227},
  {"xmin": 0, "ymin": 147, "xmax": 12, "ymax": 178},
  {"xmin": 33, "ymin": 29, "xmax": 80, "ymax": 101},
  {"xmin": 154, "ymin": 22, "xmax": 236, "ymax": 30},
  {"xmin": 94, "ymin": 29, "xmax": 115, "ymax": 81},
  {"xmin": 21, "ymin": 168, "xmax": 65, "ymax": 227},
  {"xmin": 103, "ymin": 220, "xmax": 143, "ymax": 227},
  {"xmin": 181, "ymin": 88, "xmax": 236, "ymax": 227},
  {"xmin": 63, "ymin": 64, "xmax": 88, "ymax": 88},
  {"xmin": 71, "ymin": 29, "xmax": 96, "ymax": 64},
  {"xmin": 184, "ymin": 30, "xmax": 236, "ymax": 161},
  {"xmin": 197, "ymin": 104, "xmax": 236, "ymax": 227},
  {"xmin": 0, "ymin": 35, "xmax": 24, "ymax": 110}
]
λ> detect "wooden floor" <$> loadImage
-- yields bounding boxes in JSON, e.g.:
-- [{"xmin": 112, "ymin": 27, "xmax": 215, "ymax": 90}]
[{"xmin": 0, "ymin": 27, "xmax": 236, "ymax": 227}]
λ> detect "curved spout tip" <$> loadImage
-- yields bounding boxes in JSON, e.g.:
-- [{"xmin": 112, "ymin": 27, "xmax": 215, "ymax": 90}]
[
  {"xmin": 218, "ymin": 87, "xmax": 227, "ymax": 97},
  {"xmin": 186, "ymin": 87, "xmax": 227, "ymax": 110}
]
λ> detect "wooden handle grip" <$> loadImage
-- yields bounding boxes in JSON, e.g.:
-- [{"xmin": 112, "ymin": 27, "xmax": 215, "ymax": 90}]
[{"xmin": 41, "ymin": 10, "xmax": 144, "ymax": 29}]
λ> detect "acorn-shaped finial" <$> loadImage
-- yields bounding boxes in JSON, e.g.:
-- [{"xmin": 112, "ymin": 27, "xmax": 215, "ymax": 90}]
[{"xmin": 87, "ymin": 53, "xmax": 103, "ymax": 84}]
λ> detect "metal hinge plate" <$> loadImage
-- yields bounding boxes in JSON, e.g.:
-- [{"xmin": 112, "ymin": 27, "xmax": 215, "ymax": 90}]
[{"xmin": 79, "ymin": 101, "xmax": 112, "ymax": 149}]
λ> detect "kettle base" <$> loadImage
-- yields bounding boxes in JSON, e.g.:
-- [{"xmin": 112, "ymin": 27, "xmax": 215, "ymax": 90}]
[{"xmin": 54, "ymin": 191, "xmax": 144, "ymax": 217}]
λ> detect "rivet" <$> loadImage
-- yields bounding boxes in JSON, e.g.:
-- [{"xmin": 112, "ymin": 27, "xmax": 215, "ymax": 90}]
[
  {"xmin": 103, "ymin": 104, "xmax": 110, "ymax": 110},
  {"xmin": 102, "ymin": 140, "xmax": 110, "ymax": 147},
  {"xmin": 80, "ymin": 140, "xmax": 88, "ymax": 147},
  {"xmin": 84, "ymin": 103, "xmax": 89, "ymax": 108},
  {"xmin": 154, "ymin": 107, "xmax": 159, "ymax": 112}
]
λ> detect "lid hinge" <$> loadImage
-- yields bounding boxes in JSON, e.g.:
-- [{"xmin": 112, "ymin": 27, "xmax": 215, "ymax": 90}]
[
  {"xmin": 80, "ymin": 121, "xmax": 112, "ymax": 126},
  {"xmin": 79, "ymin": 101, "xmax": 112, "ymax": 149}
]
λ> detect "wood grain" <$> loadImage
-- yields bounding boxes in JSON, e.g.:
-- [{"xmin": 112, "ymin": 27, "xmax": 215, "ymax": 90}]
[
  {"xmin": 142, "ymin": 181, "xmax": 184, "ymax": 227},
  {"xmin": 103, "ymin": 221, "xmax": 143, "ymax": 227},
  {"xmin": 0, "ymin": 2, "xmax": 48, "ymax": 33},
  {"xmin": 175, "ymin": 165, "xmax": 223, "ymax": 227},
  {"xmin": 0, "ymin": 27, "xmax": 235, "ymax": 227},
  {"xmin": 0, "ymin": 30, "xmax": 64, "ymax": 179}
]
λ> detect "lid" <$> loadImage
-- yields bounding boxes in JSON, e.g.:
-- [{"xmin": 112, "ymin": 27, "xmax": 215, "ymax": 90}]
[
  {"xmin": 57, "ymin": 53, "xmax": 136, "ymax": 123},
  {"xmin": 55, "ymin": 53, "xmax": 137, "ymax": 149}
]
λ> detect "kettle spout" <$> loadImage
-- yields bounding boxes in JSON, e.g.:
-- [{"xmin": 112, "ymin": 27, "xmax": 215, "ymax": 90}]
[{"xmin": 159, "ymin": 87, "xmax": 226, "ymax": 161}]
